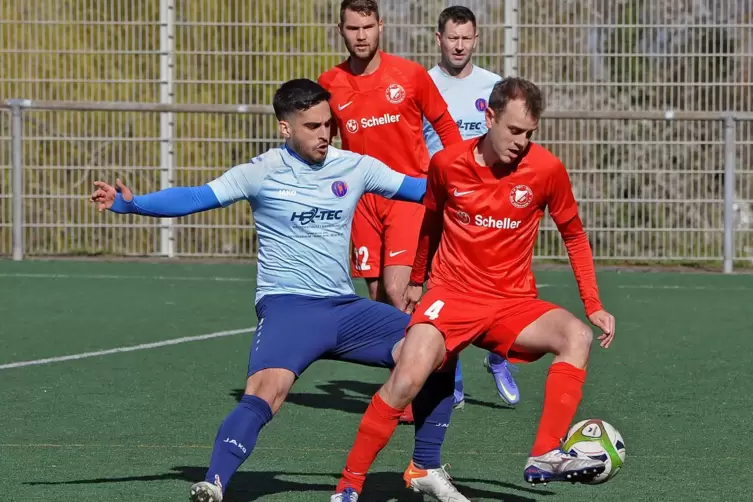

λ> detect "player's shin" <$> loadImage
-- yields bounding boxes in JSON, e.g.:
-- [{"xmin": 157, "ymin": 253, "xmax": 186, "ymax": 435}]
[
  {"xmin": 412, "ymin": 365, "xmax": 456, "ymax": 470},
  {"xmin": 530, "ymin": 362, "xmax": 586, "ymax": 456},
  {"xmin": 337, "ymin": 392, "xmax": 404, "ymax": 493},
  {"xmin": 204, "ymin": 394, "xmax": 273, "ymax": 492}
]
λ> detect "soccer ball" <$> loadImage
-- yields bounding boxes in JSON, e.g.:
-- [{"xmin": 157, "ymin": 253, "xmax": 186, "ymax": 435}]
[{"xmin": 563, "ymin": 419, "xmax": 626, "ymax": 484}]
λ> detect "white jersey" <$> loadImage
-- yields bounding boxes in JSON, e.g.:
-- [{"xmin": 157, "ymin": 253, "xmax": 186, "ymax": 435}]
[
  {"xmin": 422, "ymin": 65, "xmax": 502, "ymax": 157},
  {"xmin": 208, "ymin": 145, "xmax": 405, "ymax": 302}
]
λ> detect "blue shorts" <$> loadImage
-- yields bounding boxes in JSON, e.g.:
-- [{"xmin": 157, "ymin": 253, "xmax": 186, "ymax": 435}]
[{"xmin": 248, "ymin": 294, "xmax": 409, "ymax": 377}]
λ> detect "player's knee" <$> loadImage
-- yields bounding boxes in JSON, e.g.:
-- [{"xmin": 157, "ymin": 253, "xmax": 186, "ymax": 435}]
[
  {"xmin": 562, "ymin": 319, "xmax": 593, "ymax": 355},
  {"xmin": 385, "ymin": 366, "xmax": 426, "ymax": 404},
  {"xmin": 365, "ymin": 278, "xmax": 381, "ymax": 301},
  {"xmin": 244, "ymin": 369, "xmax": 295, "ymax": 413}
]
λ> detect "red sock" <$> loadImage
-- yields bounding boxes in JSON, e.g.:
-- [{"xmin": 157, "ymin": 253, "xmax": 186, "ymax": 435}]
[
  {"xmin": 336, "ymin": 393, "xmax": 403, "ymax": 493},
  {"xmin": 531, "ymin": 361, "xmax": 586, "ymax": 456}
]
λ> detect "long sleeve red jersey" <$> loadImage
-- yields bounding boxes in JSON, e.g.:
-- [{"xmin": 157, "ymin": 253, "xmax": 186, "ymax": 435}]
[
  {"xmin": 319, "ymin": 52, "xmax": 462, "ymax": 177},
  {"xmin": 411, "ymin": 137, "xmax": 603, "ymax": 316}
]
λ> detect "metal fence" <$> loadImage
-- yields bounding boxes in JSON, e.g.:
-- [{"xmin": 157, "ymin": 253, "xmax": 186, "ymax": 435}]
[
  {"xmin": 2, "ymin": 101, "xmax": 752, "ymax": 272},
  {"xmin": 1, "ymin": 0, "xmax": 752, "ymax": 269}
]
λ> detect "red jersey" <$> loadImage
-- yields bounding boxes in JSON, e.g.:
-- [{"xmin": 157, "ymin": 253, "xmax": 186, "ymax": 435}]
[
  {"xmin": 412, "ymin": 137, "xmax": 603, "ymax": 315},
  {"xmin": 318, "ymin": 52, "xmax": 462, "ymax": 177}
]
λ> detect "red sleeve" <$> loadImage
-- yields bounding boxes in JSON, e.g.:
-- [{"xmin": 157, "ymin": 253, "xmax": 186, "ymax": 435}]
[
  {"xmin": 549, "ymin": 162, "xmax": 603, "ymax": 316},
  {"xmin": 410, "ymin": 155, "xmax": 446, "ymax": 284},
  {"xmin": 416, "ymin": 70, "xmax": 462, "ymax": 148}
]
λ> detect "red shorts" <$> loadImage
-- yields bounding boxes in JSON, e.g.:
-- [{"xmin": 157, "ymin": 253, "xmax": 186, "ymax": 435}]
[
  {"xmin": 407, "ymin": 286, "xmax": 560, "ymax": 365},
  {"xmin": 351, "ymin": 193, "xmax": 424, "ymax": 278}
]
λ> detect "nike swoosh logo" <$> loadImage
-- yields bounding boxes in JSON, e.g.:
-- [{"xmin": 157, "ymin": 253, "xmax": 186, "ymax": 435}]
[
  {"xmin": 499, "ymin": 385, "xmax": 518, "ymax": 402},
  {"xmin": 338, "ymin": 101, "xmax": 353, "ymax": 110},
  {"xmin": 389, "ymin": 250, "xmax": 407, "ymax": 257},
  {"xmin": 406, "ymin": 467, "xmax": 426, "ymax": 478},
  {"xmin": 453, "ymin": 189, "xmax": 474, "ymax": 196}
]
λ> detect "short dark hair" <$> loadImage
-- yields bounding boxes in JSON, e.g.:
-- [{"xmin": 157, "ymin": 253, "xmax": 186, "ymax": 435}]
[
  {"xmin": 488, "ymin": 77, "xmax": 545, "ymax": 119},
  {"xmin": 272, "ymin": 79, "xmax": 331, "ymax": 121},
  {"xmin": 438, "ymin": 6, "xmax": 477, "ymax": 33},
  {"xmin": 339, "ymin": 0, "xmax": 380, "ymax": 24}
]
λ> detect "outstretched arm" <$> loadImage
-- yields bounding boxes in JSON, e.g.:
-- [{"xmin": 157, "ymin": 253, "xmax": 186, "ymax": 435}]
[
  {"xmin": 91, "ymin": 179, "xmax": 221, "ymax": 218},
  {"xmin": 108, "ymin": 183, "xmax": 221, "ymax": 218},
  {"xmin": 93, "ymin": 159, "xmax": 266, "ymax": 218}
]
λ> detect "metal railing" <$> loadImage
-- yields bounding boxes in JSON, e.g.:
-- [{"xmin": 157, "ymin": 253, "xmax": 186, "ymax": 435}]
[{"xmin": 1, "ymin": 99, "xmax": 751, "ymax": 273}]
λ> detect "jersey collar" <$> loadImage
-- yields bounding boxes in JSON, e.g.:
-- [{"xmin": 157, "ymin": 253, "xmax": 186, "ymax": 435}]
[
  {"xmin": 434, "ymin": 63, "xmax": 476, "ymax": 80},
  {"xmin": 282, "ymin": 144, "xmax": 327, "ymax": 169}
]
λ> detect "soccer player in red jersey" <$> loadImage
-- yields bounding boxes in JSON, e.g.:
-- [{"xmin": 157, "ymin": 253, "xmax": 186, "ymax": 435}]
[
  {"xmin": 319, "ymin": 0, "xmax": 462, "ymax": 433},
  {"xmin": 318, "ymin": 0, "xmax": 462, "ymax": 308},
  {"xmin": 331, "ymin": 77, "xmax": 617, "ymax": 499}
]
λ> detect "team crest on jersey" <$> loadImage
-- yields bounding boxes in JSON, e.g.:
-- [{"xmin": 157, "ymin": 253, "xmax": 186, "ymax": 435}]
[
  {"xmin": 385, "ymin": 83, "xmax": 406, "ymax": 104},
  {"xmin": 475, "ymin": 98, "xmax": 487, "ymax": 112},
  {"xmin": 455, "ymin": 210, "xmax": 471, "ymax": 225},
  {"xmin": 331, "ymin": 180, "xmax": 348, "ymax": 198},
  {"xmin": 510, "ymin": 185, "xmax": 534, "ymax": 208},
  {"xmin": 346, "ymin": 119, "xmax": 359, "ymax": 133}
]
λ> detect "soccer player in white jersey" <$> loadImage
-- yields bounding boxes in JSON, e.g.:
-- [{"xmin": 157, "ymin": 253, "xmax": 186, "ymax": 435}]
[
  {"xmin": 90, "ymin": 78, "xmax": 470, "ymax": 502},
  {"xmin": 422, "ymin": 6, "xmax": 521, "ymax": 409}
]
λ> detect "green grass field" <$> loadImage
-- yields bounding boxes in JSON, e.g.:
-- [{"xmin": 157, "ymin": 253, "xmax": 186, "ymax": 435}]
[{"xmin": 1, "ymin": 259, "xmax": 752, "ymax": 501}]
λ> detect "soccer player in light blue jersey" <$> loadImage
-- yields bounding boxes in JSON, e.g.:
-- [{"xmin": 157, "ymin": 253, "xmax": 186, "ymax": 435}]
[
  {"xmin": 90, "ymin": 78, "xmax": 468, "ymax": 502},
  {"xmin": 423, "ymin": 6, "xmax": 521, "ymax": 410}
]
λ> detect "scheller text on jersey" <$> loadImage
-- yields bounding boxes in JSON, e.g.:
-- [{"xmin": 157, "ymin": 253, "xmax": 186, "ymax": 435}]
[{"xmin": 347, "ymin": 113, "xmax": 401, "ymax": 133}]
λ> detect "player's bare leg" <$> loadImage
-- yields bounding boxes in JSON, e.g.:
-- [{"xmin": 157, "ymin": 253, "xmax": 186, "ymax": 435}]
[
  {"xmin": 510, "ymin": 309, "xmax": 605, "ymax": 484},
  {"xmin": 364, "ymin": 277, "xmax": 385, "ymax": 302},
  {"xmin": 381, "ymin": 264, "xmax": 417, "ymax": 422},
  {"xmin": 334, "ymin": 324, "xmax": 446, "ymax": 496},
  {"xmin": 190, "ymin": 369, "xmax": 295, "ymax": 501},
  {"xmin": 381, "ymin": 265, "xmax": 412, "ymax": 308},
  {"xmin": 334, "ymin": 325, "xmax": 472, "ymax": 501}
]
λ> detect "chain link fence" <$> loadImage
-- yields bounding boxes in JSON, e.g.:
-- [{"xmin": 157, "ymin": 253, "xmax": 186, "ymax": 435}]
[{"xmin": 1, "ymin": 0, "xmax": 752, "ymax": 267}]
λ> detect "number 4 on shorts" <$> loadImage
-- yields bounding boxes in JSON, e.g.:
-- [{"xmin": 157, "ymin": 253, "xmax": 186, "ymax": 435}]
[{"xmin": 423, "ymin": 300, "xmax": 445, "ymax": 320}]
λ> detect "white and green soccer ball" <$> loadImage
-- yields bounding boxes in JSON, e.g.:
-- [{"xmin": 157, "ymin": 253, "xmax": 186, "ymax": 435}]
[{"xmin": 563, "ymin": 419, "xmax": 626, "ymax": 484}]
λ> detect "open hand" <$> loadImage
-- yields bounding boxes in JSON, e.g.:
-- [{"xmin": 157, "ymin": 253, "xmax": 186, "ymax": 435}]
[{"xmin": 90, "ymin": 179, "xmax": 132, "ymax": 212}]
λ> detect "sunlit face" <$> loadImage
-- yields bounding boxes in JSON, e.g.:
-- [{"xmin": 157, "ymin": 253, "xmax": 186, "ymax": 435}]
[
  {"xmin": 485, "ymin": 99, "xmax": 538, "ymax": 164},
  {"xmin": 338, "ymin": 9, "xmax": 382, "ymax": 61},
  {"xmin": 278, "ymin": 101, "xmax": 333, "ymax": 164},
  {"xmin": 436, "ymin": 20, "xmax": 478, "ymax": 72}
]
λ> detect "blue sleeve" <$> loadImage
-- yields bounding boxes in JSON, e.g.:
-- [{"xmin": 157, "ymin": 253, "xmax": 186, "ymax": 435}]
[
  {"xmin": 110, "ymin": 184, "xmax": 221, "ymax": 217},
  {"xmin": 391, "ymin": 176, "xmax": 427, "ymax": 203}
]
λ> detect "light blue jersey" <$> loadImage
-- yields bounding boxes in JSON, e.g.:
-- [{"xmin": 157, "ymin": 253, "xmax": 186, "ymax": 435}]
[
  {"xmin": 423, "ymin": 65, "xmax": 501, "ymax": 157},
  {"xmin": 207, "ymin": 146, "xmax": 405, "ymax": 302}
]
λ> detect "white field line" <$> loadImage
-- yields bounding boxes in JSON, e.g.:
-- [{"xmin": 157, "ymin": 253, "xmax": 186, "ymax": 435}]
[{"xmin": 0, "ymin": 327, "xmax": 256, "ymax": 370}]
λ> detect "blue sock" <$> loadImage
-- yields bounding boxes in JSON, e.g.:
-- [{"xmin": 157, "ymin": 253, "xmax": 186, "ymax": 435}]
[
  {"xmin": 488, "ymin": 352, "xmax": 505, "ymax": 365},
  {"xmin": 454, "ymin": 359, "xmax": 464, "ymax": 396},
  {"xmin": 412, "ymin": 367, "xmax": 455, "ymax": 470},
  {"xmin": 204, "ymin": 394, "xmax": 273, "ymax": 492}
]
